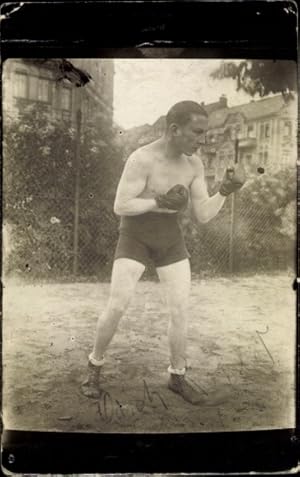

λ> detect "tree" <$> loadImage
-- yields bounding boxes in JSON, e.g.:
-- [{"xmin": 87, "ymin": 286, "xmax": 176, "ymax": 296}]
[
  {"xmin": 3, "ymin": 103, "xmax": 76, "ymax": 276},
  {"xmin": 3, "ymin": 102, "xmax": 123, "ymax": 279},
  {"xmin": 210, "ymin": 60, "xmax": 296, "ymax": 99}
]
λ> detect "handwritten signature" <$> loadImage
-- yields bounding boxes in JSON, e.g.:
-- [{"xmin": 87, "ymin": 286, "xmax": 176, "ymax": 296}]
[
  {"xmin": 95, "ymin": 325, "xmax": 276, "ymax": 426},
  {"xmin": 96, "ymin": 379, "xmax": 169, "ymax": 425}
]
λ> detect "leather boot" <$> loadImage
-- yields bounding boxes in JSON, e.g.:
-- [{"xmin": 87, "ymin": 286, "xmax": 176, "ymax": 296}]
[
  {"xmin": 168, "ymin": 373, "xmax": 204, "ymax": 405},
  {"xmin": 81, "ymin": 361, "xmax": 102, "ymax": 398}
]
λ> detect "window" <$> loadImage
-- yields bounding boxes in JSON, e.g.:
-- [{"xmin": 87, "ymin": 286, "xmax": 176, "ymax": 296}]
[
  {"xmin": 283, "ymin": 121, "xmax": 292, "ymax": 137},
  {"xmin": 28, "ymin": 76, "xmax": 38, "ymax": 99},
  {"xmin": 265, "ymin": 123, "xmax": 270, "ymax": 138},
  {"xmin": 235, "ymin": 125, "xmax": 241, "ymax": 137},
  {"xmin": 224, "ymin": 127, "xmax": 230, "ymax": 139},
  {"xmin": 263, "ymin": 150, "xmax": 268, "ymax": 164},
  {"xmin": 259, "ymin": 121, "xmax": 271, "ymax": 139},
  {"xmin": 247, "ymin": 124, "xmax": 256, "ymax": 138},
  {"xmin": 207, "ymin": 156, "xmax": 214, "ymax": 169},
  {"xmin": 14, "ymin": 72, "xmax": 28, "ymax": 98},
  {"xmin": 61, "ymin": 86, "xmax": 72, "ymax": 110},
  {"xmin": 14, "ymin": 73, "xmax": 51, "ymax": 102},
  {"xmin": 246, "ymin": 154, "xmax": 252, "ymax": 162},
  {"xmin": 259, "ymin": 152, "xmax": 263, "ymax": 163},
  {"xmin": 38, "ymin": 78, "xmax": 50, "ymax": 102},
  {"xmin": 28, "ymin": 76, "xmax": 50, "ymax": 102}
]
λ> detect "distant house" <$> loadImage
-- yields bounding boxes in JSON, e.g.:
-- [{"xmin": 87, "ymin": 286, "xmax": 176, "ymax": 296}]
[
  {"xmin": 201, "ymin": 94, "xmax": 229, "ymax": 115},
  {"xmin": 121, "ymin": 93, "xmax": 297, "ymax": 185},
  {"xmin": 120, "ymin": 96, "xmax": 228, "ymax": 159},
  {"xmin": 203, "ymin": 94, "xmax": 297, "ymax": 182}
]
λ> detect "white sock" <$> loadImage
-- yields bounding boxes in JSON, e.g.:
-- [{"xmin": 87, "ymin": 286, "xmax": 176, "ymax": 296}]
[
  {"xmin": 89, "ymin": 353, "xmax": 105, "ymax": 367},
  {"xmin": 168, "ymin": 365, "xmax": 186, "ymax": 375}
]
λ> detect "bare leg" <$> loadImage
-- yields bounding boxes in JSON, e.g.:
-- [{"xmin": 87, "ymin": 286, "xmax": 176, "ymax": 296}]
[
  {"xmin": 157, "ymin": 259, "xmax": 191, "ymax": 371},
  {"xmin": 157, "ymin": 259, "xmax": 204, "ymax": 405},
  {"xmin": 81, "ymin": 258, "xmax": 145, "ymax": 397},
  {"xmin": 91, "ymin": 258, "xmax": 145, "ymax": 361}
]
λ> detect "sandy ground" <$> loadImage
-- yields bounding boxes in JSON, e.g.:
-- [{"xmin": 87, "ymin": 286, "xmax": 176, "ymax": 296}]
[{"xmin": 3, "ymin": 273, "xmax": 296, "ymax": 433}]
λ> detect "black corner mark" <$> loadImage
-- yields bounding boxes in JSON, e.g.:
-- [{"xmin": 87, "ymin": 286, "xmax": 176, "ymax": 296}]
[
  {"xmin": 23, "ymin": 59, "xmax": 92, "ymax": 87},
  {"xmin": 0, "ymin": 3, "xmax": 25, "ymax": 21},
  {"xmin": 8, "ymin": 453, "xmax": 15, "ymax": 464},
  {"xmin": 292, "ymin": 278, "xmax": 298, "ymax": 291}
]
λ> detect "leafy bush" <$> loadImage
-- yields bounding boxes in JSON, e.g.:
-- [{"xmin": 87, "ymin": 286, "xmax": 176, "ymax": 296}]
[
  {"xmin": 4, "ymin": 101, "xmax": 295, "ymax": 279},
  {"xmin": 181, "ymin": 166, "xmax": 296, "ymax": 274},
  {"xmin": 233, "ymin": 167, "xmax": 296, "ymax": 271},
  {"xmin": 3, "ymin": 103, "xmax": 122, "ymax": 279}
]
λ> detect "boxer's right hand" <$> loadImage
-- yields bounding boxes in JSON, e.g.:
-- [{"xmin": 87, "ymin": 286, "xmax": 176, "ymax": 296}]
[
  {"xmin": 155, "ymin": 184, "xmax": 189, "ymax": 211},
  {"xmin": 219, "ymin": 164, "xmax": 246, "ymax": 196}
]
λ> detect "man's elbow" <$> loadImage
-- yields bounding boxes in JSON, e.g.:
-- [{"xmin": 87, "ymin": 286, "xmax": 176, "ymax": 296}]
[
  {"xmin": 113, "ymin": 201, "xmax": 122, "ymax": 216},
  {"xmin": 197, "ymin": 214, "xmax": 211, "ymax": 224},
  {"xmin": 193, "ymin": 209, "xmax": 211, "ymax": 224}
]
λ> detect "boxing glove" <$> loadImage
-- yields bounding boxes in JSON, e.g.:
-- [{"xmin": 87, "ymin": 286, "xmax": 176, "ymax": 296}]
[
  {"xmin": 155, "ymin": 184, "xmax": 189, "ymax": 211},
  {"xmin": 219, "ymin": 164, "xmax": 246, "ymax": 196}
]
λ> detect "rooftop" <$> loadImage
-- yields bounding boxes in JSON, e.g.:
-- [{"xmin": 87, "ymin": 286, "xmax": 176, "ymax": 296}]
[{"xmin": 208, "ymin": 94, "xmax": 295, "ymax": 128}]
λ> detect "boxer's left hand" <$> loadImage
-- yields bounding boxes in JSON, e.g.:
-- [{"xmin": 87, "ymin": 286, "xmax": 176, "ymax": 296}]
[
  {"xmin": 155, "ymin": 184, "xmax": 189, "ymax": 210},
  {"xmin": 219, "ymin": 163, "xmax": 246, "ymax": 196}
]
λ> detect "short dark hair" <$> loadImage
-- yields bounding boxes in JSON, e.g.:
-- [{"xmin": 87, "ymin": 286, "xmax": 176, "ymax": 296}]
[{"xmin": 166, "ymin": 100, "xmax": 208, "ymax": 127}]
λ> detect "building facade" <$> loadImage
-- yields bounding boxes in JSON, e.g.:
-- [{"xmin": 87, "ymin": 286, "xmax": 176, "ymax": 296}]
[
  {"xmin": 202, "ymin": 94, "xmax": 297, "ymax": 182},
  {"xmin": 2, "ymin": 58, "xmax": 115, "ymax": 128},
  {"xmin": 121, "ymin": 93, "xmax": 296, "ymax": 186}
]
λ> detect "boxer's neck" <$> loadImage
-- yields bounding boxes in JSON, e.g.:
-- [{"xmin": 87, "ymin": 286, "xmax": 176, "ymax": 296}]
[{"xmin": 160, "ymin": 134, "xmax": 182, "ymax": 161}]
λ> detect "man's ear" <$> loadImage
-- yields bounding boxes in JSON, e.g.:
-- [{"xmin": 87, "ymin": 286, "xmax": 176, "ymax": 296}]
[{"xmin": 169, "ymin": 123, "xmax": 181, "ymax": 136}]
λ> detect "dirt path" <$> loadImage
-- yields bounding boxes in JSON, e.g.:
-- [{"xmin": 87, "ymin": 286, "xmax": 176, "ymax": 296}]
[{"xmin": 3, "ymin": 273, "xmax": 295, "ymax": 433}]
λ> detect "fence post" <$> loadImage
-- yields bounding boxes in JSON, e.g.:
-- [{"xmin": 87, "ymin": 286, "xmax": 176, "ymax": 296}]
[
  {"xmin": 73, "ymin": 103, "xmax": 82, "ymax": 276},
  {"xmin": 229, "ymin": 194, "xmax": 235, "ymax": 273},
  {"xmin": 228, "ymin": 138, "xmax": 239, "ymax": 273}
]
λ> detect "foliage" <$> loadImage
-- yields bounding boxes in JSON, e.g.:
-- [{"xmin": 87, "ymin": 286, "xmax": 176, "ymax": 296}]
[
  {"xmin": 3, "ymin": 103, "xmax": 122, "ymax": 278},
  {"xmin": 181, "ymin": 200, "xmax": 232, "ymax": 275},
  {"xmin": 233, "ymin": 166, "xmax": 296, "ymax": 271},
  {"xmin": 179, "ymin": 166, "xmax": 296, "ymax": 274},
  {"xmin": 76, "ymin": 116, "xmax": 123, "ymax": 276},
  {"xmin": 210, "ymin": 60, "xmax": 297, "ymax": 98},
  {"xmin": 4, "ymin": 101, "xmax": 295, "ymax": 280}
]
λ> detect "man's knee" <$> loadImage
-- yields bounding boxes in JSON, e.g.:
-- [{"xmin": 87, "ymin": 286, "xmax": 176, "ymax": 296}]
[
  {"xmin": 169, "ymin": 301, "xmax": 188, "ymax": 324},
  {"xmin": 108, "ymin": 296, "xmax": 130, "ymax": 317}
]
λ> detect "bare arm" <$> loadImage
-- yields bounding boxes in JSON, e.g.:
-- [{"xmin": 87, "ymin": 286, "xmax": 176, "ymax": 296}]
[
  {"xmin": 190, "ymin": 158, "xmax": 226, "ymax": 224},
  {"xmin": 113, "ymin": 151, "xmax": 157, "ymax": 216}
]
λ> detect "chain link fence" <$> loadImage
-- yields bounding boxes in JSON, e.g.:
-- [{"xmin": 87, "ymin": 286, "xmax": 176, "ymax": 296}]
[
  {"xmin": 3, "ymin": 195, "xmax": 120, "ymax": 281},
  {"xmin": 4, "ymin": 178, "xmax": 295, "ymax": 281},
  {"xmin": 185, "ymin": 192, "xmax": 295, "ymax": 276},
  {"xmin": 3, "ymin": 105, "xmax": 295, "ymax": 281}
]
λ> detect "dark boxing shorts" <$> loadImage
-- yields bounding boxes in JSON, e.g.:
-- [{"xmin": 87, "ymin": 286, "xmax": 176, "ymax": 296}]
[{"xmin": 114, "ymin": 212, "xmax": 190, "ymax": 268}]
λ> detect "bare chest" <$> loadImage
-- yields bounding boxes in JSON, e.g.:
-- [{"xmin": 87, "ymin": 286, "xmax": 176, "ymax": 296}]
[{"xmin": 144, "ymin": 157, "xmax": 195, "ymax": 196}]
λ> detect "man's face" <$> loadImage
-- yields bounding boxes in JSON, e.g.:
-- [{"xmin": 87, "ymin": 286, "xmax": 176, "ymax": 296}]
[{"xmin": 171, "ymin": 113, "xmax": 208, "ymax": 156}]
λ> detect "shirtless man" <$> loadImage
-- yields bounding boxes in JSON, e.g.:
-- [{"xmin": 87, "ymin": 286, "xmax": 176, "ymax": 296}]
[{"xmin": 81, "ymin": 100, "xmax": 245, "ymax": 404}]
